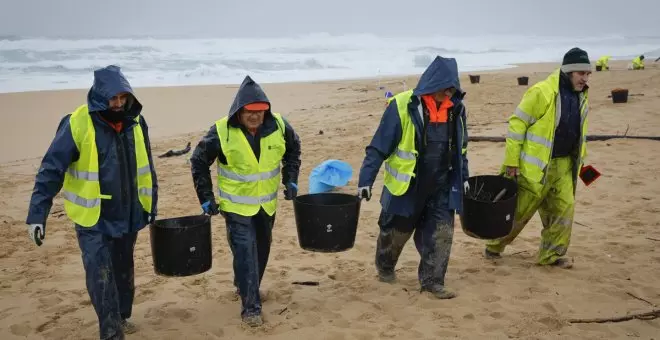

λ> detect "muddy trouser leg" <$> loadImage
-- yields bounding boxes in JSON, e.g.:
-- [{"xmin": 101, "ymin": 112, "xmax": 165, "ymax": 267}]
[
  {"xmin": 76, "ymin": 228, "xmax": 124, "ymax": 340},
  {"xmin": 224, "ymin": 221, "xmax": 238, "ymax": 291},
  {"xmin": 485, "ymin": 176, "xmax": 545, "ymax": 254},
  {"xmin": 254, "ymin": 209, "xmax": 274, "ymax": 285},
  {"xmin": 110, "ymin": 232, "xmax": 138, "ymax": 321},
  {"xmin": 225, "ymin": 213, "xmax": 262, "ymax": 317},
  {"xmin": 413, "ymin": 188, "xmax": 455, "ymax": 289},
  {"xmin": 375, "ymin": 211, "xmax": 415, "ymax": 276},
  {"xmin": 537, "ymin": 157, "xmax": 575, "ymax": 265}
]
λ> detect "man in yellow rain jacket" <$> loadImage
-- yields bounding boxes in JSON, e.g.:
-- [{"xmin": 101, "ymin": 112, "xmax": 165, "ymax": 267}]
[
  {"xmin": 485, "ymin": 48, "xmax": 591, "ymax": 269},
  {"xmin": 595, "ymin": 55, "xmax": 610, "ymax": 70},
  {"xmin": 631, "ymin": 55, "xmax": 645, "ymax": 70}
]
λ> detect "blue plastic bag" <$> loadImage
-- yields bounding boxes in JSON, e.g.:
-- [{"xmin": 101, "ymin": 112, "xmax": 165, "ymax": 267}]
[{"xmin": 308, "ymin": 159, "xmax": 353, "ymax": 194}]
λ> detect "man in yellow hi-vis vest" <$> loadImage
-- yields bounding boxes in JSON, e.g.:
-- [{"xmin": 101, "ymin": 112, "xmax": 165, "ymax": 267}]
[
  {"xmin": 485, "ymin": 48, "xmax": 591, "ymax": 269},
  {"xmin": 357, "ymin": 56, "xmax": 470, "ymax": 299},
  {"xmin": 631, "ymin": 55, "xmax": 645, "ymax": 70},
  {"xmin": 190, "ymin": 75, "xmax": 301, "ymax": 327},
  {"xmin": 26, "ymin": 65, "xmax": 158, "ymax": 340}
]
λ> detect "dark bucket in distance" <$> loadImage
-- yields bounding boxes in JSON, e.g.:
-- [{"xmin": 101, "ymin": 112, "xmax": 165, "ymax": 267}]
[
  {"xmin": 611, "ymin": 89, "xmax": 629, "ymax": 103},
  {"xmin": 469, "ymin": 75, "xmax": 481, "ymax": 84},
  {"xmin": 149, "ymin": 215, "xmax": 212, "ymax": 277},
  {"xmin": 459, "ymin": 175, "xmax": 518, "ymax": 240},
  {"xmin": 293, "ymin": 193, "xmax": 361, "ymax": 252},
  {"xmin": 595, "ymin": 65, "xmax": 603, "ymax": 71},
  {"xmin": 517, "ymin": 76, "xmax": 529, "ymax": 86}
]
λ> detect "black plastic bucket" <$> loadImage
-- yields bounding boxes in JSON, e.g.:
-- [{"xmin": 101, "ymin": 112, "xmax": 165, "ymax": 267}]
[
  {"xmin": 517, "ymin": 76, "xmax": 529, "ymax": 86},
  {"xmin": 595, "ymin": 65, "xmax": 603, "ymax": 71},
  {"xmin": 611, "ymin": 89, "xmax": 629, "ymax": 103},
  {"xmin": 469, "ymin": 75, "xmax": 481, "ymax": 84},
  {"xmin": 149, "ymin": 215, "xmax": 212, "ymax": 276},
  {"xmin": 459, "ymin": 175, "xmax": 518, "ymax": 240},
  {"xmin": 293, "ymin": 193, "xmax": 361, "ymax": 252}
]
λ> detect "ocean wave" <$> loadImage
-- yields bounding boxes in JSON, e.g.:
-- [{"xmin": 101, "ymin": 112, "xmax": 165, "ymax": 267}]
[{"xmin": 1, "ymin": 33, "xmax": 659, "ymax": 93}]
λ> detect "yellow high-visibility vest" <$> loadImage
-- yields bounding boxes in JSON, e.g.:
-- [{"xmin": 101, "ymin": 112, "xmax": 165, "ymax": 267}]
[
  {"xmin": 383, "ymin": 90, "xmax": 467, "ymax": 196},
  {"xmin": 383, "ymin": 90, "xmax": 418, "ymax": 196},
  {"xmin": 503, "ymin": 69, "xmax": 589, "ymax": 184},
  {"xmin": 215, "ymin": 113, "xmax": 286, "ymax": 216},
  {"xmin": 63, "ymin": 104, "xmax": 153, "ymax": 227}
]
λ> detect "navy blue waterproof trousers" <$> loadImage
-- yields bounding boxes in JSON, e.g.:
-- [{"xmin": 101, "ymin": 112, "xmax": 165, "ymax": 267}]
[
  {"xmin": 224, "ymin": 208, "xmax": 274, "ymax": 317},
  {"xmin": 76, "ymin": 228, "xmax": 137, "ymax": 340},
  {"xmin": 375, "ymin": 123, "xmax": 456, "ymax": 289}
]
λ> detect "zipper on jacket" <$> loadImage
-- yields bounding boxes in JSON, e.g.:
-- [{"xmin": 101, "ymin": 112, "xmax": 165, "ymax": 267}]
[{"xmin": 115, "ymin": 131, "xmax": 132, "ymax": 231}]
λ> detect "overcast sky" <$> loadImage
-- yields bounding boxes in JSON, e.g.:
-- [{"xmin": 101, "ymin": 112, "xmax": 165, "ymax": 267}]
[{"xmin": 1, "ymin": 0, "xmax": 659, "ymax": 38}]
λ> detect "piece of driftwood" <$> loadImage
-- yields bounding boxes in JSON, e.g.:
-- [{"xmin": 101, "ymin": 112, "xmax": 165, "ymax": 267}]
[
  {"xmin": 292, "ymin": 281, "xmax": 320, "ymax": 286},
  {"xmin": 469, "ymin": 135, "xmax": 660, "ymax": 142},
  {"xmin": 568, "ymin": 309, "xmax": 660, "ymax": 324},
  {"xmin": 158, "ymin": 142, "xmax": 191, "ymax": 158},
  {"xmin": 626, "ymin": 292, "xmax": 657, "ymax": 307}
]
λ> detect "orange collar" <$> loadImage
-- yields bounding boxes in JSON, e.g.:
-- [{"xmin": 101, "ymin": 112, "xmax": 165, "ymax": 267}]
[{"xmin": 422, "ymin": 95, "xmax": 453, "ymax": 123}]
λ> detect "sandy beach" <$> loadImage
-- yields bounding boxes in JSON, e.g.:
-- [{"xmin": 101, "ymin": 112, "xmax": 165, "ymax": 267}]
[{"xmin": 1, "ymin": 61, "xmax": 659, "ymax": 339}]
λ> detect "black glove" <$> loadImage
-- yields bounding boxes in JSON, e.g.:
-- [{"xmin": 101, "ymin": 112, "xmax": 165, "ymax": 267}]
[
  {"xmin": 201, "ymin": 200, "xmax": 220, "ymax": 215},
  {"xmin": 284, "ymin": 182, "xmax": 298, "ymax": 200},
  {"xmin": 149, "ymin": 213, "xmax": 157, "ymax": 224}
]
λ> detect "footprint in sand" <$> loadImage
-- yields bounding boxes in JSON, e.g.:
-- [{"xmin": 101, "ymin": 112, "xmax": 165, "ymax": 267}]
[
  {"xmin": 489, "ymin": 311, "xmax": 505, "ymax": 319},
  {"xmin": 10, "ymin": 322, "xmax": 32, "ymax": 336},
  {"xmin": 299, "ymin": 266, "xmax": 325, "ymax": 275},
  {"xmin": 480, "ymin": 295, "xmax": 502, "ymax": 303},
  {"xmin": 541, "ymin": 301, "xmax": 558, "ymax": 314},
  {"xmin": 144, "ymin": 302, "xmax": 197, "ymax": 325}
]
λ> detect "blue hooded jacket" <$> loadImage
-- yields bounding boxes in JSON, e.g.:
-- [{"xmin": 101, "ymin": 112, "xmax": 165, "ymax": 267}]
[
  {"xmin": 190, "ymin": 75, "xmax": 302, "ymax": 207},
  {"xmin": 26, "ymin": 65, "xmax": 158, "ymax": 237},
  {"xmin": 358, "ymin": 56, "xmax": 469, "ymax": 216}
]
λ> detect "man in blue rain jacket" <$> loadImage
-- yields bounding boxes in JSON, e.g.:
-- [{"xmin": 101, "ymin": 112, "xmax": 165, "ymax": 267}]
[
  {"xmin": 26, "ymin": 65, "xmax": 158, "ymax": 340},
  {"xmin": 357, "ymin": 56, "xmax": 470, "ymax": 299},
  {"xmin": 190, "ymin": 75, "xmax": 301, "ymax": 326}
]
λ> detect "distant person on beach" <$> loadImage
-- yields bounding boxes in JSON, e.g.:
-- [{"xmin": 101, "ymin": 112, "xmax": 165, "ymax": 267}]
[
  {"xmin": 190, "ymin": 75, "xmax": 301, "ymax": 327},
  {"xmin": 484, "ymin": 47, "xmax": 591, "ymax": 269},
  {"xmin": 25, "ymin": 65, "xmax": 159, "ymax": 340},
  {"xmin": 595, "ymin": 55, "xmax": 610, "ymax": 70},
  {"xmin": 357, "ymin": 56, "xmax": 470, "ymax": 299},
  {"xmin": 631, "ymin": 55, "xmax": 645, "ymax": 70}
]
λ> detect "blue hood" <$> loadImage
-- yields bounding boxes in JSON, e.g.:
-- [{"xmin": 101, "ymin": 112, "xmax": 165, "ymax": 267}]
[
  {"xmin": 228, "ymin": 75, "xmax": 271, "ymax": 121},
  {"xmin": 412, "ymin": 56, "xmax": 464, "ymax": 100},
  {"xmin": 87, "ymin": 65, "xmax": 140, "ymax": 114}
]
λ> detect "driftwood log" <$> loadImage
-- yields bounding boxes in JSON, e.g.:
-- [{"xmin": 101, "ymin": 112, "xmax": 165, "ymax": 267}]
[
  {"xmin": 568, "ymin": 309, "xmax": 660, "ymax": 324},
  {"xmin": 469, "ymin": 136, "xmax": 660, "ymax": 142},
  {"xmin": 158, "ymin": 142, "xmax": 192, "ymax": 158}
]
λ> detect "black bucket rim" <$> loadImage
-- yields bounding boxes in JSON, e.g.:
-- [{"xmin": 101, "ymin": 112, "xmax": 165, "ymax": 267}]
[
  {"xmin": 152, "ymin": 214, "xmax": 210, "ymax": 229},
  {"xmin": 464, "ymin": 175, "xmax": 518, "ymax": 204},
  {"xmin": 293, "ymin": 192, "xmax": 360, "ymax": 207}
]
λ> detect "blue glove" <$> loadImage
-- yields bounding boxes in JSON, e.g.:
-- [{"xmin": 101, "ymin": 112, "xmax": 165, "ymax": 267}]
[
  {"xmin": 284, "ymin": 182, "xmax": 298, "ymax": 200},
  {"xmin": 201, "ymin": 200, "xmax": 220, "ymax": 215}
]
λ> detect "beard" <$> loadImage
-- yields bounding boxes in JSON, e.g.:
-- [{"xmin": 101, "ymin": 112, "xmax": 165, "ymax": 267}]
[{"xmin": 100, "ymin": 109, "xmax": 125, "ymax": 123}]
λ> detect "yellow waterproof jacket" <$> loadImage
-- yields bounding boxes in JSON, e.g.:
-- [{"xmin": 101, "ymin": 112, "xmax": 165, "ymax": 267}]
[{"xmin": 503, "ymin": 69, "xmax": 589, "ymax": 186}]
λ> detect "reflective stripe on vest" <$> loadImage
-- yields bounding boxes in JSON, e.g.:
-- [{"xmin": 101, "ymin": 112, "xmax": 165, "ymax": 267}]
[
  {"xmin": 383, "ymin": 90, "xmax": 418, "ymax": 196},
  {"xmin": 216, "ymin": 113, "xmax": 286, "ymax": 217},
  {"xmin": 62, "ymin": 104, "xmax": 153, "ymax": 227},
  {"xmin": 507, "ymin": 69, "xmax": 589, "ymax": 183}
]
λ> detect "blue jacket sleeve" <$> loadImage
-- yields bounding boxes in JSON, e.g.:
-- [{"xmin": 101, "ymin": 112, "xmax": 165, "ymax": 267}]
[
  {"xmin": 461, "ymin": 105, "xmax": 469, "ymax": 182},
  {"xmin": 358, "ymin": 100, "xmax": 402, "ymax": 188},
  {"xmin": 139, "ymin": 116, "xmax": 158, "ymax": 216},
  {"xmin": 190, "ymin": 125, "xmax": 223, "ymax": 205},
  {"xmin": 26, "ymin": 115, "xmax": 80, "ymax": 225},
  {"xmin": 281, "ymin": 118, "xmax": 301, "ymax": 186}
]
